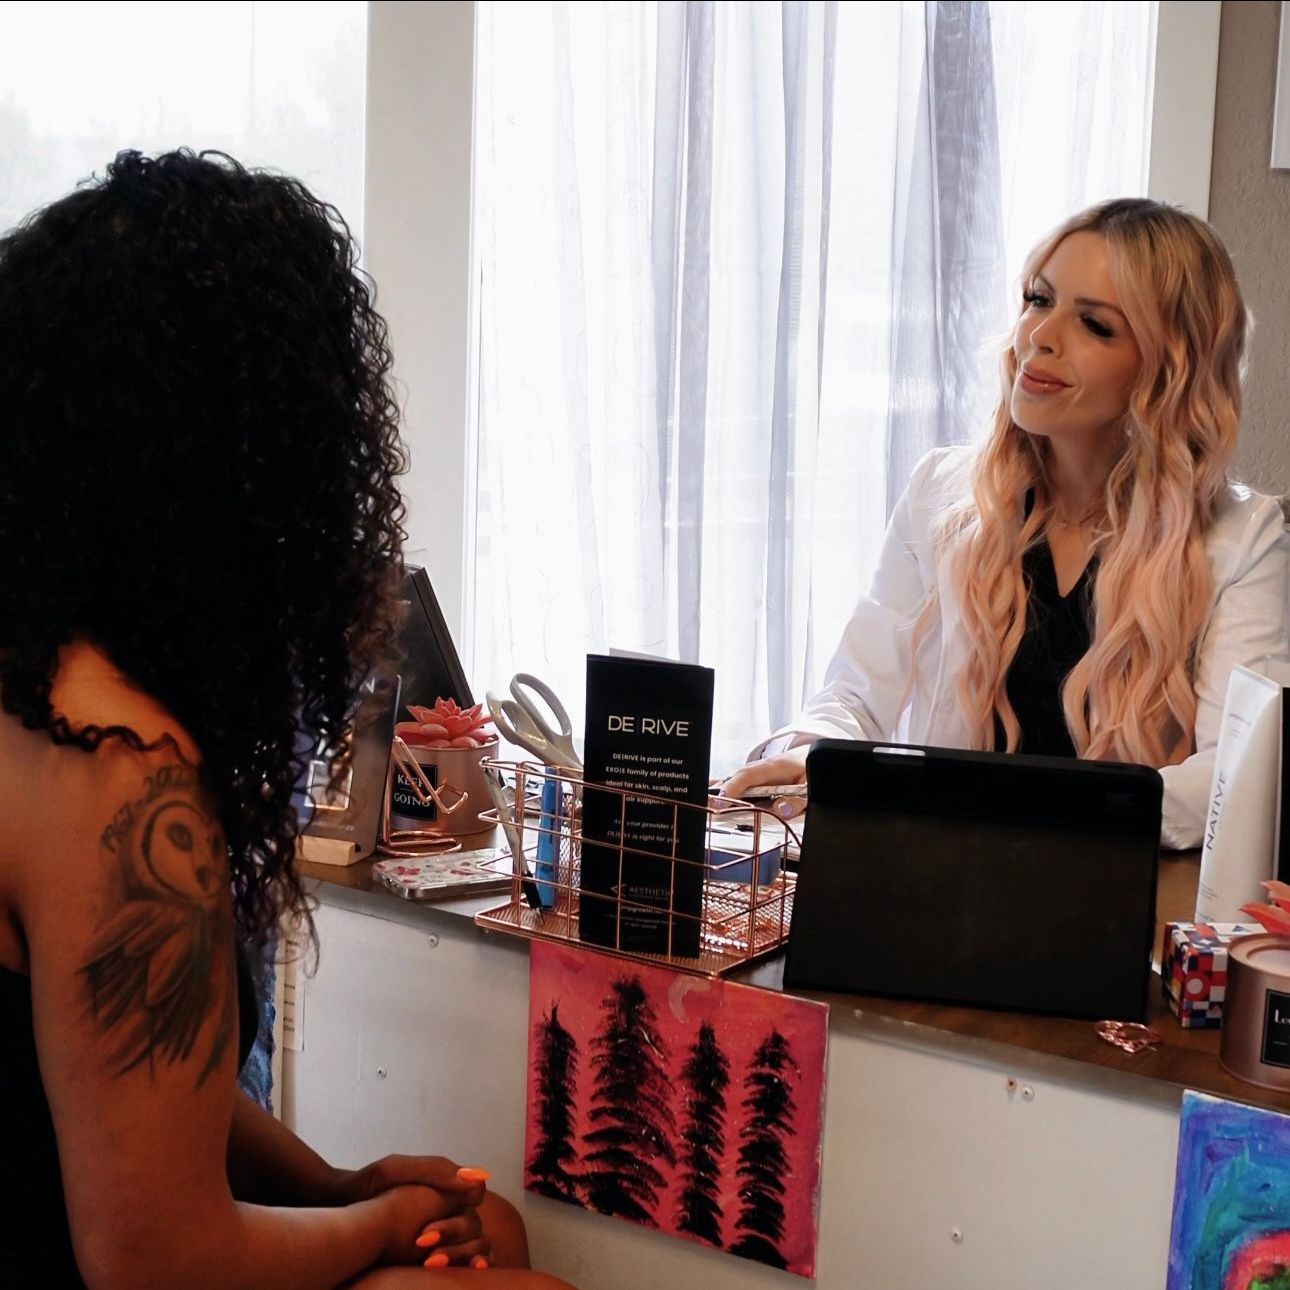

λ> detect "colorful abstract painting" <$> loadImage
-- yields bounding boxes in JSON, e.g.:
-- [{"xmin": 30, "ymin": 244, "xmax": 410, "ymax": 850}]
[
  {"xmin": 525, "ymin": 941, "xmax": 829, "ymax": 1278},
  {"xmin": 1168, "ymin": 1091, "xmax": 1290, "ymax": 1289}
]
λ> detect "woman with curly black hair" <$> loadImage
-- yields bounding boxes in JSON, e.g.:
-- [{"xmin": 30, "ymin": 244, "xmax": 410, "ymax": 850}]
[{"xmin": 0, "ymin": 150, "xmax": 572, "ymax": 1290}]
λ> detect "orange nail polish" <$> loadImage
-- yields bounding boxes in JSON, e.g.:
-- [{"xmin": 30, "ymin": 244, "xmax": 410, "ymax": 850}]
[
  {"xmin": 415, "ymin": 1230, "xmax": 442, "ymax": 1248},
  {"xmin": 472, "ymin": 1256, "xmax": 490, "ymax": 1270},
  {"xmin": 457, "ymin": 1167, "xmax": 492, "ymax": 1182},
  {"xmin": 423, "ymin": 1252, "xmax": 450, "ymax": 1269}
]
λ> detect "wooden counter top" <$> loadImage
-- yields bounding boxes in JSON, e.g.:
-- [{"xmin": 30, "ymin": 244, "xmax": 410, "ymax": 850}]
[{"xmin": 303, "ymin": 843, "xmax": 1290, "ymax": 1113}]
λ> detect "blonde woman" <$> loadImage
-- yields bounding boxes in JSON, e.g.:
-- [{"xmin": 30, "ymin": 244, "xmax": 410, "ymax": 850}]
[{"xmin": 726, "ymin": 198, "xmax": 1289, "ymax": 850}]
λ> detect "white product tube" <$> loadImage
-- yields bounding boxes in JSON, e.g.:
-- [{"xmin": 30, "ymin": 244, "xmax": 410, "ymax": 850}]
[{"xmin": 1196, "ymin": 664, "xmax": 1285, "ymax": 922}]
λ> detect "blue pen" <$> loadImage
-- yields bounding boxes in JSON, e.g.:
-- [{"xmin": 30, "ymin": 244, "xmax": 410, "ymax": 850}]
[{"xmin": 534, "ymin": 772, "xmax": 559, "ymax": 908}]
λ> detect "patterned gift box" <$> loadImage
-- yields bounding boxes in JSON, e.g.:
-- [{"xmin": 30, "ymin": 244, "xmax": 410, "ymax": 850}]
[{"xmin": 1160, "ymin": 922, "xmax": 1262, "ymax": 1029}]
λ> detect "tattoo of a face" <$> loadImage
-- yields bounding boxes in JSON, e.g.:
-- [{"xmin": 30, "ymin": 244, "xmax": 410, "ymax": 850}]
[{"xmin": 82, "ymin": 766, "xmax": 234, "ymax": 1088}]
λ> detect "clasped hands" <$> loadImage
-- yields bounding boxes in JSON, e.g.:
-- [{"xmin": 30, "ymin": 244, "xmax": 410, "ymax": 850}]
[{"xmin": 332, "ymin": 1153, "xmax": 494, "ymax": 1271}]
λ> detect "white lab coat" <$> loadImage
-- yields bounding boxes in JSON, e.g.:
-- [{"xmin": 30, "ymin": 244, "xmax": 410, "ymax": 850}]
[{"xmin": 752, "ymin": 446, "xmax": 1290, "ymax": 849}]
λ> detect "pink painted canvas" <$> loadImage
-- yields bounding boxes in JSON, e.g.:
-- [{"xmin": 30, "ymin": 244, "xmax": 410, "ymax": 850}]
[{"xmin": 525, "ymin": 941, "xmax": 829, "ymax": 1278}]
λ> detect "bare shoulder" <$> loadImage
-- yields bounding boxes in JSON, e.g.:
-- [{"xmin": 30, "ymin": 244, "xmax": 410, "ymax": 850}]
[
  {"xmin": 4, "ymin": 665, "xmax": 241, "ymax": 1277},
  {"xmin": 0, "ymin": 642, "xmax": 215, "ymax": 973},
  {"xmin": 1, "ymin": 641, "xmax": 200, "ymax": 840},
  {"xmin": 11, "ymin": 725, "xmax": 236, "ymax": 1088},
  {"xmin": 4, "ymin": 723, "xmax": 223, "ymax": 918},
  {"xmin": 51, "ymin": 638, "xmax": 202, "ymax": 761}
]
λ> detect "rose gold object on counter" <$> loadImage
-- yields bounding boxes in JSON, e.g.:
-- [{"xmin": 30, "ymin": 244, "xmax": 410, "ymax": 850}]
[
  {"xmin": 474, "ymin": 761, "xmax": 801, "ymax": 977},
  {"xmin": 388, "ymin": 699, "xmax": 499, "ymax": 841},
  {"xmin": 1220, "ymin": 933, "xmax": 1290, "ymax": 1092},
  {"xmin": 377, "ymin": 736, "xmax": 467, "ymax": 858},
  {"xmin": 1094, "ymin": 1020, "xmax": 1162, "ymax": 1055}
]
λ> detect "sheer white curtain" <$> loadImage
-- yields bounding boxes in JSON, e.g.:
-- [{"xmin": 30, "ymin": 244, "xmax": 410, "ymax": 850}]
[{"xmin": 470, "ymin": 0, "xmax": 1153, "ymax": 770}]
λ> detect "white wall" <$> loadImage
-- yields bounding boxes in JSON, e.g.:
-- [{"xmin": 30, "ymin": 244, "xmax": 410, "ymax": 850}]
[
  {"xmin": 285, "ymin": 894, "xmax": 1185, "ymax": 1290},
  {"xmin": 365, "ymin": 1, "xmax": 476, "ymax": 644},
  {"xmin": 1209, "ymin": 0, "xmax": 1290, "ymax": 495}
]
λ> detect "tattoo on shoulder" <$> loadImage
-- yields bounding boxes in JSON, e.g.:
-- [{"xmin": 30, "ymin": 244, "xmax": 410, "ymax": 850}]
[
  {"xmin": 99, "ymin": 762, "xmax": 198, "ymax": 856},
  {"xmin": 82, "ymin": 764, "xmax": 235, "ymax": 1088}
]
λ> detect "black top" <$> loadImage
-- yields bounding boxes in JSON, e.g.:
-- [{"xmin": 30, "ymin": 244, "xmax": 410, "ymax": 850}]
[
  {"xmin": 993, "ymin": 537, "xmax": 1096, "ymax": 758},
  {"xmin": 0, "ymin": 944, "xmax": 259, "ymax": 1286}
]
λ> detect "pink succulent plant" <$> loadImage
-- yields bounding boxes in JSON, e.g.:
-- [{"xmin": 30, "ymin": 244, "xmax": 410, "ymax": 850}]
[
  {"xmin": 395, "ymin": 698, "xmax": 497, "ymax": 750},
  {"xmin": 1240, "ymin": 878, "xmax": 1290, "ymax": 935}
]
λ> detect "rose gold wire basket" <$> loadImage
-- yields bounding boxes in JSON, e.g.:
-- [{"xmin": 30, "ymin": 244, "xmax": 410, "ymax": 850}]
[{"xmin": 473, "ymin": 759, "xmax": 799, "ymax": 977}]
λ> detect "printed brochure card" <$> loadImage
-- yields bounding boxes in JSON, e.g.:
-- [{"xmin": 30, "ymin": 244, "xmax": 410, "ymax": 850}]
[{"xmin": 579, "ymin": 653, "xmax": 714, "ymax": 956}]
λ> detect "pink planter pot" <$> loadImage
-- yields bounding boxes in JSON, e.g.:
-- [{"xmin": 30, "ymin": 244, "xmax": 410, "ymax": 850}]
[{"xmin": 388, "ymin": 738, "xmax": 499, "ymax": 837}]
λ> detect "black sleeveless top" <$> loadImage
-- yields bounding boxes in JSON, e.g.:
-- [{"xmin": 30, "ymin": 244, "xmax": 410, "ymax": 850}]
[
  {"xmin": 993, "ymin": 537, "xmax": 1096, "ymax": 758},
  {"xmin": 0, "ymin": 945, "xmax": 259, "ymax": 1287}
]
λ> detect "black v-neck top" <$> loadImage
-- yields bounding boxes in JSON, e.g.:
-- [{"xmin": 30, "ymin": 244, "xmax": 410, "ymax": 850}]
[{"xmin": 993, "ymin": 537, "xmax": 1096, "ymax": 758}]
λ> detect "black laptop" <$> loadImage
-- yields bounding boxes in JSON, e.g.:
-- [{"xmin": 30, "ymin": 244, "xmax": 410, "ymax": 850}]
[{"xmin": 783, "ymin": 740, "xmax": 1162, "ymax": 1021}]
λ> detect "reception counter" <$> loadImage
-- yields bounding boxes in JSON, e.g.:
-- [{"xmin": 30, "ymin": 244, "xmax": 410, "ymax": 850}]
[{"xmin": 281, "ymin": 848, "xmax": 1282, "ymax": 1289}]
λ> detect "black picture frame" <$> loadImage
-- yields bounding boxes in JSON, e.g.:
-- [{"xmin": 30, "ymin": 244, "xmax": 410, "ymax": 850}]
[{"xmin": 397, "ymin": 564, "xmax": 473, "ymax": 710}]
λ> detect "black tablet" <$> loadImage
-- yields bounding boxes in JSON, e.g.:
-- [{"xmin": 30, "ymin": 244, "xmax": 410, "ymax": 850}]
[{"xmin": 784, "ymin": 740, "xmax": 1162, "ymax": 1021}]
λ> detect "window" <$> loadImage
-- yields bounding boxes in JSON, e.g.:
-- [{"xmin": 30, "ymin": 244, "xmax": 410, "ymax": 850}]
[
  {"xmin": 469, "ymin": 1, "xmax": 1156, "ymax": 769},
  {"xmin": 0, "ymin": 1, "xmax": 366, "ymax": 238}
]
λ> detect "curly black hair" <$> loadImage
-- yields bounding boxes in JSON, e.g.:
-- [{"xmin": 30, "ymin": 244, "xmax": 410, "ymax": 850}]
[{"xmin": 0, "ymin": 149, "xmax": 407, "ymax": 939}]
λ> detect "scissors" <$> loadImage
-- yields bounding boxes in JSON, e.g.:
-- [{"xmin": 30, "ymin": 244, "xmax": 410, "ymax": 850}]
[
  {"xmin": 486, "ymin": 673, "xmax": 579, "ymax": 910},
  {"xmin": 486, "ymin": 673, "xmax": 582, "ymax": 770}
]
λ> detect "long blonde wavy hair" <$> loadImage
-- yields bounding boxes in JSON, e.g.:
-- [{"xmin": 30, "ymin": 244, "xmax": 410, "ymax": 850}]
[{"xmin": 950, "ymin": 198, "xmax": 1247, "ymax": 766}]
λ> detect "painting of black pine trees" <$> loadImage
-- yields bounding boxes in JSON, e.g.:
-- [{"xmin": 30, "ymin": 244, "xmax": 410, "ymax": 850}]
[
  {"xmin": 581, "ymin": 976, "xmax": 676, "ymax": 1222},
  {"xmin": 728, "ymin": 1029, "xmax": 799, "ymax": 1268},
  {"xmin": 676, "ymin": 1022, "xmax": 730, "ymax": 1246},
  {"xmin": 525, "ymin": 943, "xmax": 828, "ymax": 1278},
  {"xmin": 526, "ymin": 1003, "xmax": 580, "ymax": 1204}
]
